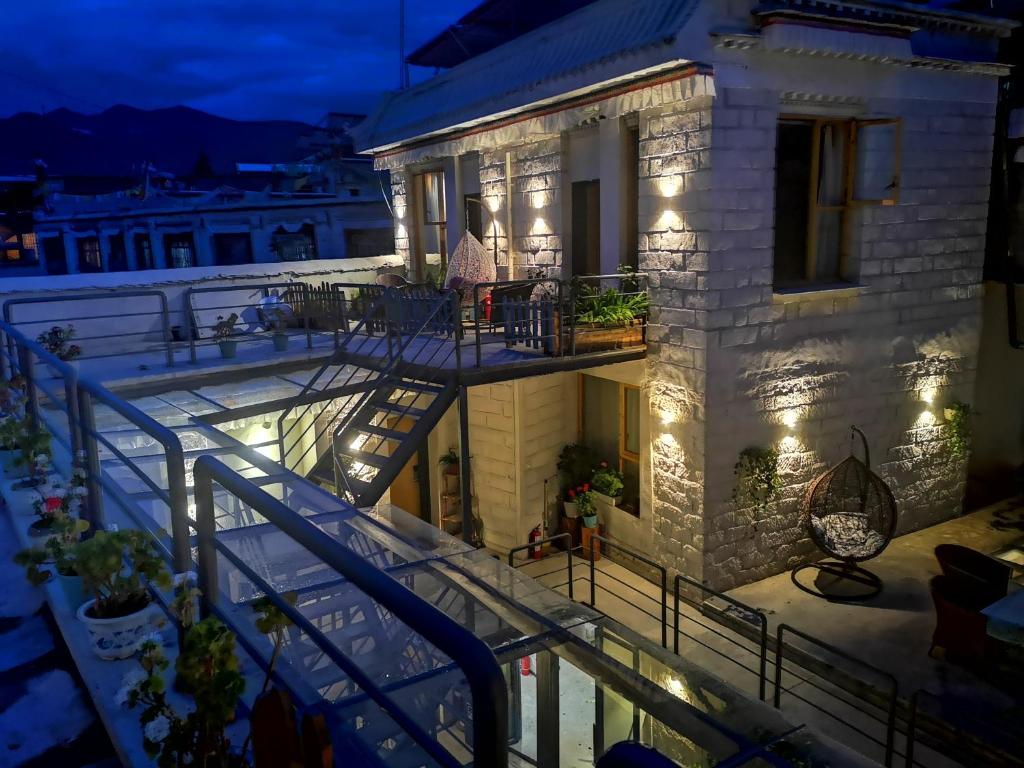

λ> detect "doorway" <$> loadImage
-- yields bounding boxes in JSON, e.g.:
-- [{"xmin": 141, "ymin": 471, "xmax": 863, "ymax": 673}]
[{"xmin": 385, "ymin": 416, "xmax": 430, "ymax": 521}]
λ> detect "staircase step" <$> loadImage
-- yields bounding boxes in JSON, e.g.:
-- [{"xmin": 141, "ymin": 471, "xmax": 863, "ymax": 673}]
[
  {"xmin": 340, "ymin": 449, "xmax": 389, "ymax": 469},
  {"xmin": 351, "ymin": 422, "xmax": 414, "ymax": 441},
  {"xmin": 391, "ymin": 380, "xmax": 444, "ymax": 395},
  {"xmin": 368, "ymin": 401, "xmax": 428, "ymax": 419}
]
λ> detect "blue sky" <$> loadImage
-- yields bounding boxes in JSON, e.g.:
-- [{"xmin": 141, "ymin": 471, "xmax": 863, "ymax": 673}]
[{"xmin": 0, "ymin": 0, "xmax": 479, "ymax": 123}]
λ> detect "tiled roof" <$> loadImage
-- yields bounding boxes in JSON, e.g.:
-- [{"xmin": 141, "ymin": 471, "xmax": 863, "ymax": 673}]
[{"xmin": 354, "ymin": 0, "xmax": 701, "ymax": 152}]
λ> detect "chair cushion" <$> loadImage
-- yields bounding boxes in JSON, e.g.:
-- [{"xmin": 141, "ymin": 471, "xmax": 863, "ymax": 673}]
[{"xmin": 811, "ymin": 513, "xmax": 887, "ymax": 560}]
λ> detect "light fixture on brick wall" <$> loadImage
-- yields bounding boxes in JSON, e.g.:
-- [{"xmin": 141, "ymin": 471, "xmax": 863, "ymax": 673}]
[{"xmin": 658, "ymin": 174, "xmax": 683, "ymax": 198}]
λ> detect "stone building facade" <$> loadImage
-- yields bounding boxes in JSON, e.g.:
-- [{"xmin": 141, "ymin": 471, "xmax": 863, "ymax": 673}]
[{"xmin": 356, "ymin": 0, "xmax": 1018, "ymax": 589}]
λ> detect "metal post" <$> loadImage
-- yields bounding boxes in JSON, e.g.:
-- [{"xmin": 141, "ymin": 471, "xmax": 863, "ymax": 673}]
[
  {"xmin": 473, "ymin": 284, "xmax": 482, "ymax": 369},
  {"xmin": 76, "ymin": 386, "xmax": 105, "ymax": 531},
  {"xmin": 165, "ymin": 441, "xmax": 191, "ymax": 574},
  {"xmin": 185, "ymin": 291, "xmax": 197, "ymax": 364},
  {"xmin": 452, "ymin": 291, "xmax": 462, "ymax": 373},
  {"xmin": 458, "ymin": 385, "xmax": 473, "ymax": 544},
  {"xmin": 63, "ymin": 372, "xmax": 82, "ymax": 460},
  {"xmin": 302, "ymin": 283, "xmax": 312, "ymax": 350},
  {"xmin": 158, "ymin": 291, "xmax": 174, "ymax": 367},
  {"xmin": 590, "ymin": 548, "xmax": 597, "ymax": 608},
  {"xmin": 536, "ymin": 651, "xmax": 559, "ymax": 768},
  {"xmin": 193, "ymin": 468, "xmax": 217, "ymax": 619}
]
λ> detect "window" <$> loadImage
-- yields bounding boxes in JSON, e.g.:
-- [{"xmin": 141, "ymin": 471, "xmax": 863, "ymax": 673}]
[
  {"xmin": 42, "ymin": 236, "xmax": 67, "ymax": 274},
  {"xmin": 133, "ymin": 234, "xmax": 154, "ymax": 269},
  {"xmin": 773, "ymin": 117, "xmax": 900, "ymax": 289},
  {"xmin": 77, "ymin": 236, "xmax": 103, "ymax": 272},
  {"xmin": 108, "ymin": 234, "xmax": 127, "ymax": 272},
  {"xmin": 414, "ymin": 170, "xmax": 447, "ymax": 278},
  {"xmin": 463, "ymin": 192, "xmax": 483, "ymax": 242},
  {"xmin": 580, "ymin": 375, "xmax": 642, "ymax": 517},
  {"xmin": 165, "ymin": 233, "xmax": 196, "ymax": 268},
  {"xmin": 345, "ymin": 227, "xmax": 395, "ymax": 259},
  {"xmin": 2, "ymin": 232, "xmax": 38, "ymax": 266},
  {"xmin": 571, "ymin": 180, "xmax": 600, "ymax": 276},
  {"xmin": 272, "ymin": 224, "xmax": 317, "ymax": 262},
  {"xmin": 213, "ymin": 233, "xmax": 253, "ymax": 266}
]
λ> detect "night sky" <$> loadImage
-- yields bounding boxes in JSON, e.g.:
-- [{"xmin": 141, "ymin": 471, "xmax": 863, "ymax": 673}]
[{"xmin": 1, "ymin": 0, "xmax": 480, "ymax": 123}]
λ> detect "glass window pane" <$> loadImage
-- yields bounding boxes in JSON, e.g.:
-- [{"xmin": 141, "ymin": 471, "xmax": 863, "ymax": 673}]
[
  {"xmin": 854, "ymin": 121, "xmax": 899, "ymax": 202},
  {"xmin": 582, "ymin": 375, "xmax": 619, "ymax": 464},
  {"xmin": 624, "ymin": 387, "xmax": 640, "ymax": 457},
  {"xmin": 422, "ymin": 171, "xmax": 445, "ymax": 225}
]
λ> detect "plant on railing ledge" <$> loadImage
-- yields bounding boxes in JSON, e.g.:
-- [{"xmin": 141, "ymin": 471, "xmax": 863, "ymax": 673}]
[
  {"xmin": 213, "ymin": 313, "xmax": 240, "ymax": 360},
  {"xmin": 36, "ymin": 324, "xmax": 81, "ymax": 362},
  {"xmin": 119, "ymin": 576, "xmax": 296, "ymax": 767},
  {"xmin": 732, "ymin": 446, "xmax": 781, "ymax": 526},
  {"xmin": 944, "ymin": 401, "xmax": 973, "ymax": 458},
  {"xmin": 8, "ymin": 416, "xmax": 51, "ymax": 487},
  {"xmin": 574, "ymin": 286, "xmax": 649, "ymax": 327}
]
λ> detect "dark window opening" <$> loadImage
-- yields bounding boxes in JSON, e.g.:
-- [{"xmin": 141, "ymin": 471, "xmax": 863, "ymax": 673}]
[
  {"xmin": 624, "ymin": 126, "xmax": 640, "ymax": 272},
  {"xmin": 77, "ymin": 236, "xmax": 103, "ymax": 272},
  {"xmin": 42, "ymin": 236, "xmax": 67, "ymax": 275},
  {"xmin": 108, "ymin": 234, "xmax": 127, "ymax": 272},
  {"xmin": 272, "ymin": 224, "xmax": 317, "ymax": 262},
  {"xmin": 213, "ymin": 232, "xmax": 253, "ymax": 266},
  {"xmin": 464, "ymin": 192, "xmax": 483, "ymax": 242},
  {"xmin": 165, "ymin": 233, "xmax": 196, "ymax": 268},
  {"xmin": 572, "ymin": 180, "xmax": 600, "ymax": 276},
  {"xmin": 345, "ymin": 228, "xmax": 395, "ymax": 259},
  {"xmin": 134, "ymin": 234, "xmax": 154, "ymax": 269}
]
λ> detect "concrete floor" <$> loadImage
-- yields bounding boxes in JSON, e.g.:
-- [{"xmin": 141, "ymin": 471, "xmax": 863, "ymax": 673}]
[{"xmin": 518, "ymin": 500, "xmax": 1024, "ymax": 766}]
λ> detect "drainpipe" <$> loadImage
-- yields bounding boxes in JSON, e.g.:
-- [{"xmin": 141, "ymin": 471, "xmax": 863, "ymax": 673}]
[{"xmin": 504, "ymin": 150, "xmax": 514, "ymax": 279}]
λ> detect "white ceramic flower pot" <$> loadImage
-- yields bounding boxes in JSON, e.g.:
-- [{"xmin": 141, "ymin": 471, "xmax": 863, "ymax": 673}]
[
  {"xmin": 77, "ymin": 599, "xmax": 155, "ymax": 660},
  {"xmin": 591, "ymin": 491, "xmax": 621, "ymax": 514},
  {"xmin": 563, "ymin": 500, "xmax": 579, "ymax": 518}
]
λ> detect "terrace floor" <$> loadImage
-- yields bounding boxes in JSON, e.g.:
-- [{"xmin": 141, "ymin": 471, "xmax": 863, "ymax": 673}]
[{"xmin": 519, "ymin": 500, "xmax": 1024, "ymax": 766}]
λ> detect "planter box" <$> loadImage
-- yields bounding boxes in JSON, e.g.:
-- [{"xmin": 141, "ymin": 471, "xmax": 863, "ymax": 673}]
[
  {"xmin": 573, "ymin": 320, "xmax": 644, "ymax": 354},
  {"xmin": 581, "ymin": 524, "xmax": 602, "ymax": 562}
]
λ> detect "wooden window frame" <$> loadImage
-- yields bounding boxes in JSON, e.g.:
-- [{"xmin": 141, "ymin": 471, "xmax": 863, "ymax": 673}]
[{"xmin": 778, "ymin": 115, "xmax": 902, "ymax": 285}]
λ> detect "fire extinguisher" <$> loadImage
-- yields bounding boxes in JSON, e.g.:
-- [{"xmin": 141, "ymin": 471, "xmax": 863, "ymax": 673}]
[
  {"xmin": 482, "ymin": 292, "xmax": 493, "ymax": 321},
  {"xmin": 527, "ymin": 524, "xmax": 542, "ymax": 560},
  {"xmin": 520, "ymin": 655, "xmax": 531, "ymax": 676}
]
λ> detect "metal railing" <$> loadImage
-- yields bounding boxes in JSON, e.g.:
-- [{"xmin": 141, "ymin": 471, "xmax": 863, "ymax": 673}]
[
  {"xmin": 3, "ymin": 290, "xmax": 174, "ymax": 368},
  {"xmin": 193, "ymin": 455, "xmax": 508, "ymax": 767},
  {"xmin": 184, "ymin": 281, "xmax": 317, "ymax": 363},
  {"xmin": 507, "ymin": 533, "xmax": 574, "ymax": 601}
]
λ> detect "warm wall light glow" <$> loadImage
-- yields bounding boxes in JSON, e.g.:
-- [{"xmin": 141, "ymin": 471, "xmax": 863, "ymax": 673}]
[
  {"xmin": 920, "ymin": 387, "xmax": 937, "ymax": 405},
  {"xmin": 530, "ymin": 217, "xmax": 549, "ymax": 236},
  {"xmin": 658, "ymin": 209, "xmax": 681, "ymax": 229},
  {"xmin": 530, "ymin": 191, "xmax": 547, "ymax": 210},
  {"xmin": 779, "ymin": 435, "xmax": 801, "ymax": 453},
  {"xmin": 394, "ymin": 204, "xmax": 406, "ymax": 220},
  {"xmin": 396, "ymin": 223, "xmax": 407, "ymax": 239},
  {"xmin": 781, "ymin": 410, "xmax": 799, "ymax": 430},
  {"xmin": 486, "ymin": 195, "xmax": 501, "ymax": 213},
  {"xmin": 660, "ymin": 409, "xmax": 676, "ymax": 426},
  {"xmin": 916, "ymin": 410, "xmax": 937, "ymax": 427},
  {"xmin": 658, "ymin": 174, "xmax": 683, "ymax": 198},
  {"xmin": 660, "ymin": 432, "xmax": 678, "ymax": 447}
]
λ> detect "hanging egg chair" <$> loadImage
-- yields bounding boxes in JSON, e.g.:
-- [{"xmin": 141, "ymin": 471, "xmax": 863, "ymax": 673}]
[{"xmin": 791, "ymin": 426, "xmax": 897, "ymax": 601}]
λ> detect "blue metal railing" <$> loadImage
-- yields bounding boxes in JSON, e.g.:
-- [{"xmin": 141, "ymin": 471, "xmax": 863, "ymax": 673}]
[{"xmin": 192, "ymin": 455, "xmax": 509, "ymax": 767}]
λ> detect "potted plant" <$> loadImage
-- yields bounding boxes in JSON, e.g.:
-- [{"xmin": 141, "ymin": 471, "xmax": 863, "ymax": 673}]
[
  {"xmin": 117, "ymin": 576, "xmax": 295, "ymax": 767},
  {"xmin": 558, "ymin": 443, "xmax": 595, "ymax": 517},
  {"xmin": 591, "ymin": 462, "xmax": 624, "ymax": 513},
  {"xmin": 27, "ymin": 461, "xmax": 87, "ymax": 539},
  {"xmin": 574, "ymin": 485, "xmax": 598, "ymax": 528},
  {"xmin": 268, "ymin": 307, "xmax": 289, "ymax": 352},
  {"xmin": 439, "ymin": 447, "xmax": 459, "ymax": 494},
  {"xmin": 212, "ymin": 314, "xmax": 239, "ymax": 359},
  {"xmin": 9, "ymin": 418, "xmax": 51, "ymax": 487},
  {"xmin": 36, "ymin": 324, "xmax": 82, "ymax": 375},
  {"xmin": 74, "ymin": 529, "xmax": 171, "ymax": 659},
  {"xmin": 571, "ymin": 283, "xmax": 648, "ymax": 353},
  {"xmin": 15, "ymin": 515, "xmax": 91, "ymax": 608}
]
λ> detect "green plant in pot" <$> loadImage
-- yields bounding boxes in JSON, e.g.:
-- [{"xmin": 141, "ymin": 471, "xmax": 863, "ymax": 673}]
[
  {"xmin": 439, "ymin": 446, "xmax": 459, "ymax": 494},
  {"xmin": 569, "ymin": 485, "xmax": 598, "ymax": 528},
  {"xmin": 944, "ymin": 401, "xmax": 973, "ymax": 458},
  {"xmin": 558, "ymin": 443, "xmax": 595, "ymax": 517},
  {"xmin": 27, "ymin": 461, "xmax": 87, "ymax": 539},
  {"xmin": 118, "ymin": 575, "xmax": 295, "ymax": 767},
  {"xmin": 590, "ymin": 461, "xmax": 624, "ymax": 513},
  {"xmin": 15, "ymin": 515, "xmax": 91, "ymax": 608},
  {"xmin": 74, "ymin": 529, "xmax": 171, "ymax": 660},
  {"xmin": 10, "ymin": 418, "xmax": 51, "ymax": 488},
  {"xmin": 213, "ymin": 313, "xmax": 239, "ymax": 359},
  {"xmin": 268, "ymin": 307, "xmax": 289, "ymax": 352},
  {"xmin": 36, "ymin": 324, "xmax": 82, "ymax": 374}
]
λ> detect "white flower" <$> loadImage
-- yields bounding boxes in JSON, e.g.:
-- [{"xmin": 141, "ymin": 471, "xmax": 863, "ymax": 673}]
[
  {"xmin": 144, "ymin": 715, "xmax": 171, "ymax": 743},
  {"xmin": 144, "ymin": 630, "xmax": 165, "ymax": 647},
  {"xmin": 73, "ymin": 485, "xmax": 88, "ymax": 498},
  {"xmin": 114, "ymin": 668, "xmax": 147, "ymax": 708}
]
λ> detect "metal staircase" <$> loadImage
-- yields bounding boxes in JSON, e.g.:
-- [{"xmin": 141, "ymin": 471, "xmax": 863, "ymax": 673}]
[{"xmin": 277, "ymin": 288, "xmax": 461, "ymax": 507}]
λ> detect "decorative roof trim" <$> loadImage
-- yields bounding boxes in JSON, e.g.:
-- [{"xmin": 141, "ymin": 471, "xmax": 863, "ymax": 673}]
[
  {"xmin": 753, "ymin": 0, "xmax": 1018, "ymax": 37},
  {"xmin": 369, "ymin": 61, "xmax": 712, "ymax": 158},
  {"xmin": 713, "ymin": 32, "xmax": 1012, "ymax": 76}
]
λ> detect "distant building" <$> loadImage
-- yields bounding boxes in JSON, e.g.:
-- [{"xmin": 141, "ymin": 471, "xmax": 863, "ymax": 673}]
[{"xmin": 0, "ymin": 116, "xmax": 394, "ymax": 276}]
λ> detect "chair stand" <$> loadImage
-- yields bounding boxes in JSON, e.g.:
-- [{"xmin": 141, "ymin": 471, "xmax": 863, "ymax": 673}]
[{"xmin": 791, "ymin": 560, "xmax": 882, "ymax": 602}]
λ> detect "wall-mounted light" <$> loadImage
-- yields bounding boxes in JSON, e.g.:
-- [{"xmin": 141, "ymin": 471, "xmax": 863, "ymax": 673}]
[
  {"xmin": 915, "ymin": 410, "xmax": 937, "ymax": 428},
  {"xmin": 658, "ymin": 174, "xmax": 683, "ymax": 198},
  {"xmin": 920, "ymin": 387, "xmax": 937, "ymax": 405},
  {"xmin": 659, "ymin": 409, "xmax": 676, "ymax": 426},
  {"xmin": 486, "ymin": 195, "xmax": 501, "ymax": 214},
  {"xmin": 394, "ymin": 204, "xmax": 406, "ymax": 220},
  {"xmin": 530, "ymin": 191, "xmax": 547, "ymax": 210},
  {"xmin": 781, "ymin": 410, "xmax": 799, "ymax": 430},
  {"xmin": 779, "ymin": 434, "xmax": 800, "ymax": 453}
]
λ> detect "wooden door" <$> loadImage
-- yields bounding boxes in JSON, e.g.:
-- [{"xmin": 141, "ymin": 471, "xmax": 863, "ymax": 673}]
[{"xmin": 386, "ymin": 416, "xmax": 421, "ymax": 518}]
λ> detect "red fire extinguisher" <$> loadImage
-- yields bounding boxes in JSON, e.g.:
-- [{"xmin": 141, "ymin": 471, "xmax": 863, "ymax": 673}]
[
  {"xmin": 527, "ymin": 524, "xmax": 542, "ymax": 560},
  {"xmin": 520, "ymin": 655, "xmax": 531, "ymax": 676},
  {"xmin": 482, "ymin": 292, "xmax": 493, "ymax": 321}
]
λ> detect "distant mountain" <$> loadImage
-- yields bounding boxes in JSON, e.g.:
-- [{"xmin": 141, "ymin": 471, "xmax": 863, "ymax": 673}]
[{"xmin": 0, "ymin": 105, "xmax": 317, "ymax": 178}]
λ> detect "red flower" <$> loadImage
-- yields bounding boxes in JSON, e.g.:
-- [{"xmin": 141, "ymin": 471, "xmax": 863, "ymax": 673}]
[
  {"xmin": 600, "ymin": 460, "xmax": 608, "ymax": 468},
  {"xmin": 45, "ymin": 497, "xmax": 62, "ymax": 513},
  {"xmin": 568, "ymin": 489, "xmax": 576, "ymax": 499},
  {"xmin": 582, "ymin": 483, "xmax": 590, "ymax": 492}
]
